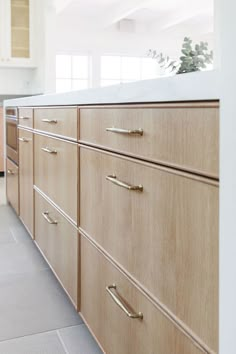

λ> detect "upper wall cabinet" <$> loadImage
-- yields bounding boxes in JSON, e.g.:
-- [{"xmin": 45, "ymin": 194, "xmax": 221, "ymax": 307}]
[{"xmin": 0, "ymin": 0, "xmax": 35, "ymax": 67}]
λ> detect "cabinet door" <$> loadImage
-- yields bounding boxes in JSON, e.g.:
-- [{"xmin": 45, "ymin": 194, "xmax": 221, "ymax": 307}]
[
  {"xmin": 6, "ymin": 158, "xmax": 19, "ymax": 214},
  {"xmin": 19, "ymin": 129, "xmax": 33, "ymax": 236},
  {"xmin": 35, "ymin": 191, "xmax": 78, "ymax": 308},
  {"xmin": 10, "ymin": 0, "xmax": 30, "ymax": 59}
]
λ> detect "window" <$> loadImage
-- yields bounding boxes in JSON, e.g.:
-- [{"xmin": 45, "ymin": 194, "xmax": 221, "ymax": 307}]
[
  {"xmin": 101, "ymin": 55, "xmax": 160, "ymax": 87},
  {"xmin": 56, "ymin": 55, "xmax": 90, "ymax": 93}
]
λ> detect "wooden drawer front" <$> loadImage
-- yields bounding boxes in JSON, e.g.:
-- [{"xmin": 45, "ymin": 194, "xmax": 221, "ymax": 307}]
[
  {"xmin": 34, "ymin": 134, "xmax": 77, "ymax": 223},
  {"xmin": 80, "ymin": 105, "xmax": 219, "ymax": 178},
  {"xmin": 19, "ymin": 129, "xmax": 33, "ymax": 236},
  {"xmin": 34, "ymin": 107, "xmax": 77, "ymax": 140},
  {"xmin": 6, "ymin": 158, "xmax": 19, "ymax": 214},
  {"xmin": 18, "ymin": 108, "xmax": 33, "ymax": 129},
  {"xmin": 80, "ymin": 147, "xmax": 218, "ymax": 352},
  {"xmin": 81, "ymin": 237, "xmax": 205, "ymax": 354},
  {"xmin": 35, "ymin": 191, "xmax": 78, "ymax": 307}
]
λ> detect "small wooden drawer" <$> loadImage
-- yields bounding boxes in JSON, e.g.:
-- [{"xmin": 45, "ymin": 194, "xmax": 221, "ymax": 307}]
[
  {"xmin": 34, "ymin": 107, "xmax": 77, "ymax": 140},
  {"xmin": 18, "ymin": 108, "xmax": 33, "ymax": 129},
  {"xmin": 34, "ymin": 134, "xmax": 78, "ymax": 223},
  {"xmin": 6, "ymin": 158, "xmax": 19, "ymax": 215},
  {"xmin": 80, "ymin": 103, "xmax": 219, "ymax": 178},
  {"xmin": 80, "ymin": 237, "xmax": 205, "ymax": 354},
  {"xmin": 35, "ymin": 191, "xmax": 78, "ymax": 308},
  {"xmin": 80, "ymin": 147, "xmax": 218, "ymax": 352}
]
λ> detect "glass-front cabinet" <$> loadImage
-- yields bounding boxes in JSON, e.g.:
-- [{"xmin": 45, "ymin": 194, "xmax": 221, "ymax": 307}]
[{"xmin": 0, "ymin": 0, "xmax": 35, "ymax": 66}]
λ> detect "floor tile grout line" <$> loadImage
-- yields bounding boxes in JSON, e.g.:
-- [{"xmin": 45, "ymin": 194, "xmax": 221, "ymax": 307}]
[
  {"xmin": 56, "ymin": 330, "xmax": 70, "ymax": 354},
  {"xmin": 0, "ymin": 323, "xmax": 84, "ymax": 345},
  {"xmin": 9, "ymin": 227, "xmax": 19, "ymax": 244}
]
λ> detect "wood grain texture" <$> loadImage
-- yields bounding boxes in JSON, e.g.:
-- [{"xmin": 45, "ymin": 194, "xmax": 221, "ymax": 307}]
[
  {"xmin": 19, "ymin": 129, "xmax": 34, "ymax": 237},
  {"xmin": 79, "ymin": 105, "xmax": 219, "ymax": 178},
  {"xmin": 0, "ymin": 107, "xmax": 3, "ymax": 172},
  {"xmin": 34, "ymin": 133, "xmax": 78, "ymax": 223},
  {"xmin": 80, "ymin": 236, "xmax": 207, "ymax": 354},
  {"xmin": 18, "ymin": 108, "xmax": 33, "ymax": 129},
  {"xmin": 35, "ymin": 190, "xmax": 78, "ymax": 307},
  {"xmin": 79, "ymin": 147, "xmax": 218, "ymax": 352},
  {"xmin": 34, "ymin": 107, "xmax": 78, "ymax": 140},
  {"xmin": 6, "ymin": 158, "xmax": 19, "ymax": 214}
]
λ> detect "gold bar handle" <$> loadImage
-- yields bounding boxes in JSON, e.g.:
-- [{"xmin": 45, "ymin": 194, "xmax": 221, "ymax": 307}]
[
  {"xmin": 106, "ymin": 175, "xmax": 143, "ymax": 192},
  {"xmin": 19, "ymin": 116, "xmax": 30, "ymax": 120},
  {"xmin": 41, "ymin": 147, "xmax": 57, "ymax": 154},
  {"xmin": 7, "ymin": 169, "xmax": 14, "ymax": 175},
  {"xmin": 18, "ymin": 137, "xmax": 30, "ymax": 142},
  {"xmin": 106, "ymin": 284, "xmax": 143, "ymax": 319},
  {"xmin": 42, "ymin": 211, "xmax": 57, "ymax": 225},
  {"xmin": 42, "ymin": 119, "xmax": 57, "ymax": 124},
  {"xmin": 106, "ymin": 127, "xmax": 143, "ymax": 136}
]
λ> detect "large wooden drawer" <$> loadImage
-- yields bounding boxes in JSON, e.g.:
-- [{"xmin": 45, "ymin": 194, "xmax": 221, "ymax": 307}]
[
  {"xmin": 19, "ymin": 129, "xmax": 33, "ymax": 236},
  {"xmin": 35, "ymin": 191, "xmax": 78, "ymax": 308},
  {"xmin": 6, "ymin": 158, "xmax": 19, "ymax": 214},
  {"xmin": 18, "ymin": 107, "xmax": 33, "ymax": 129},
  {"xmin": 34, "ymin": 107, "xmax": 77, "ymax": 140},
  {"xmin": 34, "ymin": 134, "xmax": 77, "ymax": 223},
  {"xmin": 80, "ymin": 147, "xmax": 218, "ymax": 352},
  {"xmin": 80, "ymin": 237, "xmax": 206, "ymax": 354},
  {"xmin": 80, "ymin": 103, "xmax": 219, "ymax": 178}
]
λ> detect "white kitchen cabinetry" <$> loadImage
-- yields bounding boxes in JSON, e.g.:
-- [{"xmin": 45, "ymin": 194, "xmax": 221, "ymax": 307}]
[{"xmin": 0, "ymin": 0, "xmax": 36, "ymax": 67}]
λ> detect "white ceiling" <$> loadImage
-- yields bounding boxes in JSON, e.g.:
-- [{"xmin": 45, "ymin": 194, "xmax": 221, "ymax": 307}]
[{"xmin": 54, "ymin": 0, "xmax": 214, "ymax": 34}]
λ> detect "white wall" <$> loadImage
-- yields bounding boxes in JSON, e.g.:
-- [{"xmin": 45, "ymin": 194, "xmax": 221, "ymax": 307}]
[{"xmin": 218, "ymin": 0, "xmax": 236, "ymax": 353}]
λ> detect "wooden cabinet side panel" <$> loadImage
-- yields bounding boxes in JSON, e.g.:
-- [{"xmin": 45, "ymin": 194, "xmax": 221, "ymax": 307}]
[{"xmin": 19, "ymin": 129, "xmax": 33, "ymax": 236}]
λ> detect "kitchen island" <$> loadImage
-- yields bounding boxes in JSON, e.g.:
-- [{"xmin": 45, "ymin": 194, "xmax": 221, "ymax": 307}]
[{"xmin": 4, "ymin": 71, "xmax": 219, "ymax": 354}]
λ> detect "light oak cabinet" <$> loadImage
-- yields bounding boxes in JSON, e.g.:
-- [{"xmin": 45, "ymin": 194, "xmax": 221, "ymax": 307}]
[
  {"xmin": 18, "ymin": 128, "xmax": 33, "ymax": 236},
  {"xmin": 34, "ymin": 134, "xmax": 78, "ymax": 223},
  {"xmin": 18, "ymin": 107, "xmax": 33, "ymax": 129},
  {"xmin": 34, "ymin": 107, "xmax": 78, "ymax": 140},
  {"xmin": 80, "ymin": 147, "xmax": 219, "ymax": 352},
  {"xmin": 11, "ymin": 101, "xmax": 218, "ymax": 354},
  {"xmin": 80, "ymin": 103, "xmax": 219, "ymax": 178},
  {"xmin": 35, "ymin": 190, "xmax": 78, "ymax": 308},
  {"xmin": 6, "ymin": 157, "xmax": 19, "ymax": 214},
  {"xmin": 80, "ymin": 236, "xmax": 205, "ymax": 354}
]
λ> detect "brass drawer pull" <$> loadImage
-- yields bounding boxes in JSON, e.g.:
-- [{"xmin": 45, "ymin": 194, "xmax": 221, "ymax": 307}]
[
  {"xmin": 18, "ymin": 137, "xmax": 30, "ymax": 143},
  {"xmin": 41, "ymin": 147, "xmax": 57, "ymax": 154},
  {"xmin": 42, "ymin": 119, "xmax": 57, "ymax": 124},
  {"xmin": 106, "ymin": 284, "xmax": 143, "ymax": 319},
  {"xmin": 7, "ymin": 169, "xmax": 14, "ymax": 175},
  {"xmin": 19, "ymin": 116, "xmax": 30, "ymax": 120},
  {"xmin": 106, "ymin": 127, "xmax": 143, "ymax": 136},
  {"xmin": 106, "ymin": 175, "xmax": 143, "ymax": 192},
  {"xmin": 42, "ymin": 211, "xmax": 57, "ymax": 225}
]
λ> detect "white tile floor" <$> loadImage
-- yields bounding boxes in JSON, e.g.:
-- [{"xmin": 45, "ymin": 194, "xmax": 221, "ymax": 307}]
[{"xmin": 0, "ymin": 177, "xmax": 102, "ymax": 354}]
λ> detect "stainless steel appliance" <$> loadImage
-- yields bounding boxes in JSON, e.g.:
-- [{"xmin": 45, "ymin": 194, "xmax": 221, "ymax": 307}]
[{"xmin": 6, "ymin": 107, "xmax": 18, "ymax": 165}]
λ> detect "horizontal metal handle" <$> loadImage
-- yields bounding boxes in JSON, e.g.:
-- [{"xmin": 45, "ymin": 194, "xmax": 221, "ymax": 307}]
[
  {"xmin": 18, "ymin": 137, "xmax": 30, "ymax": 142},
  {"xmin": 106, "ymin": 284, "xmax": 143, "ymax": 319},
  {"xmin": 42, "ymin": 119, "xmax": 57, "ymax": 124},
  {"xmin": 106, "ymin": 127, "xmax": 143, "ymax": 136},
  {"xmin": 106, "ymin": 175, "xmax": 143, "ymax": 192},
  {"xmin": 19, "ymin": 116, "xmax": 30, "ymax": 120},
  {"xmin": 41, "ymin": 147, "xmax": 57, "ymax": 154},
  {"xmin": 7, "ymin": 169, "xmax": 14, "ymax": 175},
  {"xmin": 42, "ymin": 211, "xmax": 57, "ymax": 225}
]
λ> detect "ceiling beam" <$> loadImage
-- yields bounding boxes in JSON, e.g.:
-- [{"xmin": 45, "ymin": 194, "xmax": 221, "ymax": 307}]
[{"xmin": 101, "ymin": 0, "xmax": 152, "ymax": 28}]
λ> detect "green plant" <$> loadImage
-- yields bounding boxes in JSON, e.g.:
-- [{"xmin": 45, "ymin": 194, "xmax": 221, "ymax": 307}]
[{"xmin": 148, "ymin": 37, "xmax": 213, "ymax": 75}]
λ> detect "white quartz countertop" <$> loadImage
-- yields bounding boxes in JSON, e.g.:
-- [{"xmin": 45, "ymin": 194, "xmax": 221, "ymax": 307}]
[{"xmin": 4, "ymin": 70, "xmax": 220, "ymax": 107}]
